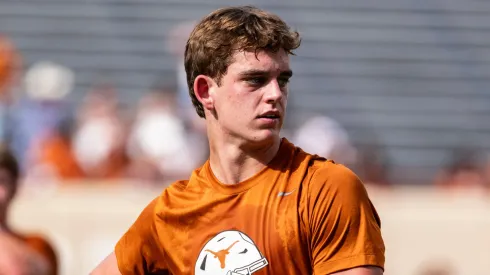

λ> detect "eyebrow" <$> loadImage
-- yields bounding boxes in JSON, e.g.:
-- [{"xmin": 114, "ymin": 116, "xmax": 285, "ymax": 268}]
[{"xmin": 238, "ymin": 69, "xmax": 293, "ymax": 78}]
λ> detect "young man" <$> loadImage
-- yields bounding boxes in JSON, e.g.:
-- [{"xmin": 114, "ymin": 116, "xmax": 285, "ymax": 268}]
[
  {"xmin": 92, "ymin": 6, "xmax": 385, "ymax": 275},
  {"xmin": 0, "ymin": 145, "xmax": 58, "ymax": 275}
]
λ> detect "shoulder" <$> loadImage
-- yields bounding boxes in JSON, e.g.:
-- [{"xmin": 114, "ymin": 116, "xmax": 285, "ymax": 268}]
[
  {"xmin": 159, "ymin": 164, "xmax": 209, "ymax": 203},
  {"xmin": 287, "ymin": 139, "xmax": 360, "ymax": 187},
  {"xmin": 283, "ymin": 140, "xmax": 365, "ymax": 199},
  {"xmin": 9, "ymin": 231, "xmax": 56, "ymax": 255},
  {"xmin": 24, "ymin": 234, "xmax": 57, "ymax": 259},
  {"xmin": 163, "ymin": 179, "xmax": 191, "ymax": 193},
  {"xmin": 300, "ymin": 158, "xmax": 382, "ymax": 226},
  {"xmin": 302, "ymin": 158, "xmax": 369, "ymax": 204},
  {"xmin": 161, "ymin": 162, "xmax": 207, "ymax": 196},
  {"xmin": 22, "ymin": 233, "xmax": 55, "ymax": 249},
  {"xmin": 310, "ymin": 160, "xmax": 361, "ymax": 188},
  {"xmin": 12, "ymin": 232, "xmax": 58, "ymax": 274}
]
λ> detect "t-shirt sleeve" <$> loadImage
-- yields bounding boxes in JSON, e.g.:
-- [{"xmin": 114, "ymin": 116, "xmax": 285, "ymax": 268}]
[
  {"xmin": 305, "ymin": 162, "xmax": 385, "ymax": 274},
  {"xmin": 115, "ymin": 197, "xmax": 169, "ymax": 275}
]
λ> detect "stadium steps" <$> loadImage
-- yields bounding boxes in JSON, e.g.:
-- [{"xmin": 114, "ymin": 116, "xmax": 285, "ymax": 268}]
[{"xmin": 2, "ymin": 0, "xmax": 490, "ymax": 184}]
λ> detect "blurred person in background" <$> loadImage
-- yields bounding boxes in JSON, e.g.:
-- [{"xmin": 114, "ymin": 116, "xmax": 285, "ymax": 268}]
[
  {"xmin": 433, "ymin": 147, "xmax": 489, "ymax": 193},
  {"xmin": 71, "ymin": 81, "xmax": 129, "ymax": 180},
  {"xmin": 0, "ymin": 34, "xmax": 22, "ymax": 145},
  {"xmin": 20, "ymin": 61, "xmax": 84, "ymax": 182},
  {"xmin": 93, "ymin": 6, "xmax": 384, "ymax": 275},
  {"xmin": 126, "ymin": 81, "xmax": 206, "ymax": 183},
  {"xmin": 293, "ymin": 115, "xmax": 358, "ymax": 167},
  {"xmin": 9, "ymin": 61, "xmax": 74, "ymax": 179},
  {"xmin": 28, "ymin": 116, "xmax": 85, "ymax": 182},
  {"xmin": 415, "ymin": 259, "xmax": 456, "ymax": 275},
  {"xmin": 481, "ymin": 153, "xmax": 490, "ymax": 193},
  {"xmin": 0, "ymin": 145, "xmax": 57, "ymax": 275},
  {"xmin": 417, "ymin": 267, "xmax": 455, "ymax": 275},
  {"xmin": 0, "ymin": 34, "xmax": 20, "ymax": 100},
  {"xmin": 354, "ymin": 145, "xmax": 392, "ymax": 188}
]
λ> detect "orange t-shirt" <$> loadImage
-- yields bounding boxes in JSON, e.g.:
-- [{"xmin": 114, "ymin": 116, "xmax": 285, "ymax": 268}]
[{"xmin": 115, "ymin": 138, "xmax": 385, "ymax": 275}]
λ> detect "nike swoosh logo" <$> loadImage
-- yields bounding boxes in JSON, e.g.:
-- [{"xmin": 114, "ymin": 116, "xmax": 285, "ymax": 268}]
[{"xmin": 277, "ymin": 189, "xmax": 296, "ymax": 197}]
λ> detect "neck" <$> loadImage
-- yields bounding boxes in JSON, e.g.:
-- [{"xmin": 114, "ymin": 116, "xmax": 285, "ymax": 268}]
[{"xmin": 207, "ymin": 132, "xmax": 281, "ymax": 185}]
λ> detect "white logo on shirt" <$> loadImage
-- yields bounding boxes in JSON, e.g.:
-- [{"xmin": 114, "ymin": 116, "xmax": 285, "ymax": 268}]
[
  {"xmin": 277, "ymin": 189, "xmax": 296, "ymax": 197},
  {"xmin": 195, "ymin": 230, "xmax": 268, "ymax": 275}
]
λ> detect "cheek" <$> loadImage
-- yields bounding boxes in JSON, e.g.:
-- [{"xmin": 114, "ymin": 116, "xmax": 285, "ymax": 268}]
[
  {"xmin": 216, "ymin": 82, "xmax": 256, "ymax": 123},
  {"xmin": 225, "ymin": 87, "xmax": 251, "ymax": 115},
  {"xmin": 278, "ymin": 94, "xmax": 288, "ymax": 112},
  {"xmin": 215, "ymin": 94, "xmax": 243, "ymax": 126}
]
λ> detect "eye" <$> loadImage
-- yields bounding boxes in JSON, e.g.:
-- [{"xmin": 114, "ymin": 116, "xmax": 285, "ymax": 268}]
[
  {"xmin": 246, "ymin": 77, "xmax": 267, "ymax": 86},
  {"xmin": 278, "ymin": 77, "xmax": 290, "ymax": 88}
]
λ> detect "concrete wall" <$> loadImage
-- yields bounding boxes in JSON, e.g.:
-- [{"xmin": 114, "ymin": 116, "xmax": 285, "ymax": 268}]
[{"xmin": 8, "ymin": 184, "xmax": 490, "ymax": 275}]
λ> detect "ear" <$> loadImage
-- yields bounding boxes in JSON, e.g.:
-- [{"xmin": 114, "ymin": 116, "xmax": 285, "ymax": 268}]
[{"xmin": 193, "ymin": 75, "xmax": 216, "ymax": 112}]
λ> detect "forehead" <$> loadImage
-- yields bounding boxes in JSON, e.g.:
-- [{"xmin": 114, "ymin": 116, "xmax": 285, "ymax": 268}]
[{"xmin": 227, "ymin": 49, "xmax": 290, "ymax": 74}]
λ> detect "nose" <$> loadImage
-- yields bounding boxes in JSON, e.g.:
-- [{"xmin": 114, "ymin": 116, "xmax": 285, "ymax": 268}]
[{"xmin": 264, "ymin": 80, "xmax": 283, "ymax": 104}]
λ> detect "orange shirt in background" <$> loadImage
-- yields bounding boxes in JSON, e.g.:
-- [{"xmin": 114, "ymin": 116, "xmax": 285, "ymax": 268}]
[
  {"xmin": 35, "ymin": 134, "xmax": 85, "ymax": 179},
  {"xmin": 0, "ymin": 34, "xmax": 20, "ymax": 98},
  {"xmin": 115, "ymin": 138, "xmax": 385, "ymax": 275},
  {"xmin": 10, "ymin": 231, "xmax": 58, "ymax": 275}
]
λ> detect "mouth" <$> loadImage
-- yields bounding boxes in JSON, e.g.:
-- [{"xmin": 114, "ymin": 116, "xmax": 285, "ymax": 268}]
[
  {"xmin": 256, "ymin": 112, "xmax": 281, "ymax": 127},
  {"xmin": 257, "ymin": 114, "xmax": 280, "ymax": 120},
  {"xmin": 257, "ymin": 111, "xmax": 281, "ymax": 120}
]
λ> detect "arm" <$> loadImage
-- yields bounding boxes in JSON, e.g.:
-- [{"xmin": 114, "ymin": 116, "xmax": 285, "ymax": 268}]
[
  {"xmin": 91, "ymin": 252, "xmax": 121, "ymax": 275},
  {"xmin": 331, "ymin": 266, "xmax": 383, "ymax": 275},
  {"xmin": 304, "ymin": 161, "xmax": 385, "ymax": 275}
]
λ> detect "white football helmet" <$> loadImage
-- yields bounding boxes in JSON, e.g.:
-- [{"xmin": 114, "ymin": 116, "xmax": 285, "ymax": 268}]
[{"xmin": 195, "ymin": 230, "xmax": 268, "ymax": 275}]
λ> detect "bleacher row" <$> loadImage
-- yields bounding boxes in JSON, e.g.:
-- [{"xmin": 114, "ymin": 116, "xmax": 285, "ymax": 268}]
[{"xmin": 2, "ymin": 0, "xmax": 490, "ymax": 184}]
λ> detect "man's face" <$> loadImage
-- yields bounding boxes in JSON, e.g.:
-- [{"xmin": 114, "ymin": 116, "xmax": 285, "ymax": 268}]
[{"xmin": 210, "ymin": 49, "xmax": 291, "ymax": 145}]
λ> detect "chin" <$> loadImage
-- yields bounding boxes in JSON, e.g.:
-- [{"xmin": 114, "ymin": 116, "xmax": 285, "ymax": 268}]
[{"xmin": 249, "ymin": 129, "xmax": 280, "ymax": 144}]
